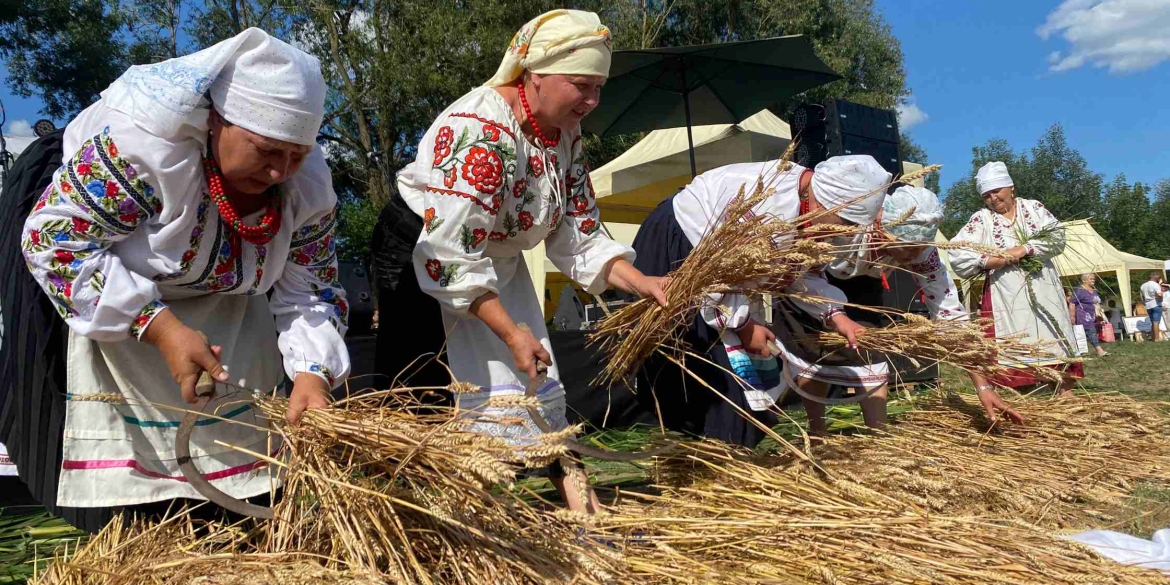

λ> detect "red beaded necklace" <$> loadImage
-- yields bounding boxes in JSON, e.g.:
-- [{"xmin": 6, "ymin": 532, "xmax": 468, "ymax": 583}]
[
  {"xmin": 203, "ymin": 156, "xmax": 282, "ymax": 246},
  {"xmin": 517, "ymin": 82, "xmax": 560, "ymax": 148}
]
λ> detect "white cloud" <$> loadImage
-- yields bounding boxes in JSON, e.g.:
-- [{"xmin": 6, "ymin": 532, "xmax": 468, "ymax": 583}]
[
  {"xmin": 896, "ymin": 103, "xmax": 929, "ymax": 130},
  {"xmin": 1038, "ymin": 0, "xmax": 1170, "ymax": 74},
  {"xmin": 4, "ymin": 119, "xmax": 35, "ymax": 137}
]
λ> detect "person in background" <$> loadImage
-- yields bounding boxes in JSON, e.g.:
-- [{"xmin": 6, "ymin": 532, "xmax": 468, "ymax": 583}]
[
  {"xmin": 1140, "ymin": 272, "xmax": 1164, "ymax": 342},
  {"xmin": 1106, "ymin": 299, "xmax": 1123, "ymax": 334},
  {"xmin": 1070, "ymin": 274, "xmax": 1107, "ymax": 357},
  {"xmin": 1162, "ymin": 280, "xmax": 1170, "ymax": 334},
  {"xmin": 949, "ymin": 162, "xmax": 1083, "ymax": 398}
]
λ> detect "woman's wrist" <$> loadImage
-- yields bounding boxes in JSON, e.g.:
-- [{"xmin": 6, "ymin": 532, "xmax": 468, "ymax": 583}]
[{"xmin": 141, "ymin": 308, "xmax": 180, "ymax": 346}]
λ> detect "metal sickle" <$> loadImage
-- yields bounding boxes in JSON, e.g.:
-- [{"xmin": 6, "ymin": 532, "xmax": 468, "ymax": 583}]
[{"xmin": 175, "ymin": 334, "xmax": 275, "ymax": 520}]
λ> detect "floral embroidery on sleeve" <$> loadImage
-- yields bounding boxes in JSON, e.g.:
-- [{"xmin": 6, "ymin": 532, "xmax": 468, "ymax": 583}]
[
  {"xmin": 62, "ymin": 128, "xmax": 161, "ymax": 234},
  {"xmin": 129, "ymin": 299, "xmax": 168, "ymax": 340},
  {"xmin": 424, "ymin": 258, "xmax": 460, "ymax": 287},
  {"xmin": 428, "ymin": 116, "xmax": 517, "ymax": 217},
  {"xmin": 308, "ymin": 282, "xmax": 348, "ymax": 331}
]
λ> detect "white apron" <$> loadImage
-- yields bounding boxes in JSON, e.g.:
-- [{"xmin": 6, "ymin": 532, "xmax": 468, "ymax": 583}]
[
  {"xmin": 58, "ymin": 294, "xmax": 282, "ymax": 507},
  {"xmin": 445, "ymin": 254, "xmax": 568, "ymax": 444}
]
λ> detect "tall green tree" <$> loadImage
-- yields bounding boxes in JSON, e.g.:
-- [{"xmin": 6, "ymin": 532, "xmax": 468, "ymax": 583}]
[
  {"xmin": 1099, "ymin": 175, "xmax": 1152, "ymax": 257},
  {"xmin": 1147, "ymin": 179, "xmax": 1170, "ymax": 261},
  {"xmin": 940, "ymin": 125, "xmax": 1103, "ymax": 238},
  {"xmin": 587, "ymin": 0, "xmax": 909, "ymax": 167},
  {"xmin": 0, "ymin": 0, "xmax": 133, "ymax": 119}
]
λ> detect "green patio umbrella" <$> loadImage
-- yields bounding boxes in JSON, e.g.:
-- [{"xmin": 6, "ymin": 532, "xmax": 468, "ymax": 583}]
[{"xmin": 582, "ymin": 35, "xmax": 841, "ymax": 177}]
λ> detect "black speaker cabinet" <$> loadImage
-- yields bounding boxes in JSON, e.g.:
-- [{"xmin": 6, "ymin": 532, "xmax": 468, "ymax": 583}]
[
  {"xmin": 790, "ymin": 99, "xmax": 903, "ymax": 179},
  {"xmin": 337, "ymin": 260, "xmax": 375, "ymax": 336}
]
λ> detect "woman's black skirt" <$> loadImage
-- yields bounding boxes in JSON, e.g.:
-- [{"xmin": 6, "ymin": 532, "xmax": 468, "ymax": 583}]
[
  {"xmin": 371, "ymin": 194, "xmax": 451, "ymax": 393},
  {"xmin": 0, "ymin": 130, "xmax": 118, "ymax": 532},
  {"xmin": 630, "ymin": 197, "xmax": 776, "ymax": 448}
]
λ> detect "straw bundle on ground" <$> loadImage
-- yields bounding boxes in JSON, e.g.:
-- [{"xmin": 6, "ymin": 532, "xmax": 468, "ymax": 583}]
[
  {"xmin": 811, "ymin": 312, "xmax": 1071, "ymax": 385},
  {"xmin": 598, "ymin": 439, "xmax": 1167, "ymax": 585},
  {"xmin": 33, "ymin": 389, "xmax": 1170, "ymax": 585},
  {"xmin": 811, "ymin": 392, "xmax": 1170, "ymax": 528}
]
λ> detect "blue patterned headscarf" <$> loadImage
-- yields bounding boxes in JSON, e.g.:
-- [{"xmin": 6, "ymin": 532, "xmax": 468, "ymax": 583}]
[{"xmin": 882, "ymin": 186, "xmax": 943, "ymax": 243}]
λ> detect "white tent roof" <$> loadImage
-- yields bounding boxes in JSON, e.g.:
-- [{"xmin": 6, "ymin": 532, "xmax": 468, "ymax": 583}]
[{"xmin": 591, "ymin": 108, "xmax": 791, "ymax": 202}]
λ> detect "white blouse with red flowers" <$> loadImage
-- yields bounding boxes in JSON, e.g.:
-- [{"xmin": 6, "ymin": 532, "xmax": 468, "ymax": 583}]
[
  {"xmin": 826, "ymin": 242, "xmax": 968, "ymax": 322},
  {"xmin": 398, "ymin": 86, "xmax": 633, "ymax": 315},
  {"xmin": 21, "ymin": 101, "xmax": 350, "ymax": 387}
]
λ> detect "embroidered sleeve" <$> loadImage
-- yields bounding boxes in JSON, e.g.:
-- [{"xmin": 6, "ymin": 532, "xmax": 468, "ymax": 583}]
[
  {"xmin": 1022, "ymin": 200, "xmax": 1065, "ymax": 261},
  {"xmin": 699, "ymin": 293, "xmax": 751, "ymax": 331},
  {"xmin": 947, "ymin": 211, "xmax": 989, "ymax": 279},
  {"xmin": 21, "ymin": 126, "xmax": 167, "ymax": 341},
  {"xmin": 907, "ymin": 248, "xmax": 967, "ymax": 322},
  {"xmin": 544, "ymin": 135, "xmax": 634, "ymax": 294},
  {"xmin": 785, "ymin": 270, "xmax": 847, "ymax": 322},
  {"xmin": 412, "ymin": 113, "xmax": 518, "ymax": 314},
  {"xmin": 270, "ymin": 208, "xmax": 351, "ymax": 388}
]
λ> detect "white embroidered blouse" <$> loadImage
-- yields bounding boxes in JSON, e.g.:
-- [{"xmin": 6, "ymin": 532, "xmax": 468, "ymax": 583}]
[{"xmin": 20, "ymin": 101, "xmax": 350, "ymax": 386}]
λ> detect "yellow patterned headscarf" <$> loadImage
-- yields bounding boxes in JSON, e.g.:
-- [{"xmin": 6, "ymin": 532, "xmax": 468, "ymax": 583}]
[{"xmin": 485, "ymin": 9, "xmax": 612, "ymax": 87}]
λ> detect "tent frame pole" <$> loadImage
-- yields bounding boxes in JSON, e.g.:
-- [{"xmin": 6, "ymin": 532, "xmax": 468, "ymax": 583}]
[{"xmin": 679, "ymin": 62, "xmax": 697, "ymax": 177}]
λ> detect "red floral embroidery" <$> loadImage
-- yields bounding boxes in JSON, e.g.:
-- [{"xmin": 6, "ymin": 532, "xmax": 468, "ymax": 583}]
[
  {"xmin": 578, "ymin": 218, "xmax": 598, "ymax": 235},
  {"xmin": 529, "ymin": 156, "xmax": 544, "ymax": 178},
  {"xmin": 30, "ymin": 230, "xmax": 41, "ymax": 246},
  {"xmin": 63, "ymin": 282, "xmax": 72, "ymax": 299},
  {"xmin": 425, "ymin": 259, "xmax": 442, "ymax": 281},
  {"xmin": 573, "ymin": 196, "xmax": 589, "ymax": 212},
  {"xmin": 434, "ymin": 126, "xmax": 455, "ymax": 163},
  {"xmin": 133, "ymin": 313, "xmax": 151, "ymax": 331},
  {"xmin": 60, "ymin": 181, "xmax": 73, "ymax": 194},
  {"xmin": 182, "ymin": 249, "xmax": 197, "ymax": 262},
  {"xmin": 34, "ymin": 199, "xmax": 46, "ymax": 212},
  {"xmin": 518, "ymin": 211, "xmax": 534, "ymax": 231},
  {"xmin": 483, "ymin": 124, "xmax": 500, "ymax": 142},
  {"xmin": 71, "ymin": 217, "xmax": 91, "ymax": 233},
  {"xmin": 76, "ymin": 163, "xmax": 92, "ymax": 176},
  {"xmin": 107, "ymin": 141, "xmax": 119, "ymax": 157},
  {"xmin": 513, "ymin": 178, "xmax": 528, "ymax": 199},
  {"xmin": 461, "ymin": 147, "xmax": 504, "ymax": 194},
  {"xmin": 424, "ymin": 207, "xmax": 436, "ymax": 226},
  {"xmin": 119, "ymin": 213, "xmax": 138, "ymax": 224},
  {"xmin": 55, "ymin": 250, "xmax": 75, "ymax": 264},
  {"xmin": 472, "ymin": 228, "xmax": 487, "ymax": 248},
  {"xmin": 489, "ymin": 231, "xmax": 508, "ymax": 242},
  {"xmin": 104, "ymin": 181, "xmax": 119, "ymax": 198},
  {"xmin": 443, "ymin": 167, "xmax": 457, "ymax": 188}
]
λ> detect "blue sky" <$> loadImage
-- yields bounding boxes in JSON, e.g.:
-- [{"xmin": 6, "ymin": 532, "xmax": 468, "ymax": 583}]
[
  {"xmin": 875, "ymin": 0, "xmax": 1170, "ymax": 195},
  {"xmin": 4, "ymin": 1, "xmax": 1169, "ymax": 196}
]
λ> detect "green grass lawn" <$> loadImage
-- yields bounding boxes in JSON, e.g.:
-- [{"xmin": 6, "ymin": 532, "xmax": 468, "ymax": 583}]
[{"xmin": 3, "ymin": 340, "xmax": 1169, "ymax": 582}]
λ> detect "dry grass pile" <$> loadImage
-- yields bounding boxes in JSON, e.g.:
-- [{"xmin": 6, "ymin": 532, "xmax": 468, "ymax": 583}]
[
  {"xmin": 598, "ymin": 439, "xmax": 1167, "ymax": 585},
  {"xmin": 36, "ymin": 388, "xmax": 632, "ymax": 585},
  {"xmin": 812, "ymin": 312, "xmax": 1070, "ymax": 385},
  {"xmin": 811, "ymin": 392, "xmax": 1170, "ymax": 528},
  {"xmin": 33, "ymin": 389, "xmax": 1170, "ymax": 584}
]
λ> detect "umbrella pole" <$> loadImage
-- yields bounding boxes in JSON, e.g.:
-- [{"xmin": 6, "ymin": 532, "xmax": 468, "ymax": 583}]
[{"xmin": 680, "ymin": 65, "xmax": 697, "ymax": 177}]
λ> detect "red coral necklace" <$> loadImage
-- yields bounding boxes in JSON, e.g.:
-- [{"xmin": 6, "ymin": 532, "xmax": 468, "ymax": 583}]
[
  {"xmin": 203, "ymin": 156, "xmax": 282, "ymax": 246},
  {"xmin": 517, "ymin": 82, "xmax": 560, "ymax": 148}
]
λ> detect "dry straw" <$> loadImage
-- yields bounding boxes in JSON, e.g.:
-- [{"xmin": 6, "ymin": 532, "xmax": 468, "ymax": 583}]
[{"xmin": 33, "ymin": 388, "xmax": 1170, "ymax": 585}]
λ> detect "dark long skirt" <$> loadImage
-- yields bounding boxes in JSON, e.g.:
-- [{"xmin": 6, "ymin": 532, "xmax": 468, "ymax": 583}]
[
  {"xmin": 371, "ymin": 195, "xmax": 452, "ymax": 393},
  {"xmin": 631, "ymin": 197, "xmax": 776, "ymax": 448}
]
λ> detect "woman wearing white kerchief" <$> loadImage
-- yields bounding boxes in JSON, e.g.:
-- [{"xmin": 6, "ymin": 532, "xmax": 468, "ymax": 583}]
[
  {"xmin": 630, "ymin": 154, "xmax": 888, "ymax": 447},
  {"xmin": 816, "ymin": 186, "xmax": 1023, "ymax": 431},
  {"xmin": 2, "ymin": 29, "xmax": 349, "ymax": 532},
  {"xmin": 949, "ymin": 162, "xmax": 1083, "ymax": 397},
  {"xmin": 393, "ymin": 10, "xmax": 667, "ymax": 514}
]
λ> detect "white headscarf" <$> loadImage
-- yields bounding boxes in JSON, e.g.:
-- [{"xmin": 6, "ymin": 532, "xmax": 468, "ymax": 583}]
[
  {"xmin": 882, "ymin": 186, "xmax": 944, "ymax": 243},
  {"xmin": 485, "ymin": 10, "xmax": 612, "ymax": 87},
  {"xmin": 976, "ymin": 161, "xmax": 1014, "ymax": 195},
  {"xmin": 100, "ymin": 28, "xmax": 325, "ymax": 146},
  {"xmin": 811, "ymin": 155, "xmax": 892, "ymax": 225}
]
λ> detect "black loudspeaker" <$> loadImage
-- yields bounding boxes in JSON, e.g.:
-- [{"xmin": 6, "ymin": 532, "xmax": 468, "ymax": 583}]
[
  {"xmin": 789, "ymin": 99, "xmax": 902, "ymax": 179},
  {"xmin": 789, "ymin": 104, "xmax": 828, "ymax": 169},
  {"xmin": 337, "ymin": 260, "xmax": 375, "ymax": 336},
  {"xmin": 824, "ymin": 98, "xmax": 902, "ymax": 179}
]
